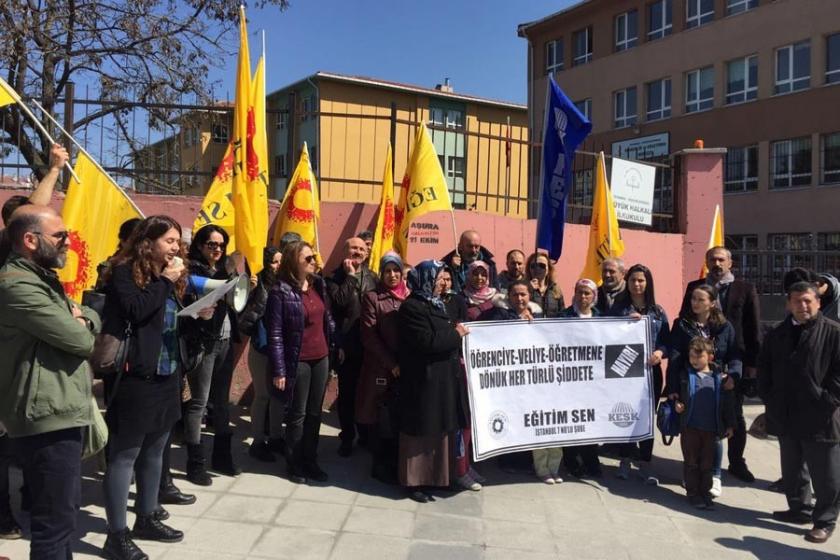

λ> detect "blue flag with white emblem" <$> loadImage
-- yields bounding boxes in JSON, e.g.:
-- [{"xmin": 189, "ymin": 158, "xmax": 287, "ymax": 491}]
[{"xmin": 536, "ymin": 75, "xmax": 592, "ymax": 260}]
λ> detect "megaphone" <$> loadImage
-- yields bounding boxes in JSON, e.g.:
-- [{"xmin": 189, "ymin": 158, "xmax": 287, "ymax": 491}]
[{"xmin": 187, "ymin": 273, "xmax": 251, "ymax": 313}]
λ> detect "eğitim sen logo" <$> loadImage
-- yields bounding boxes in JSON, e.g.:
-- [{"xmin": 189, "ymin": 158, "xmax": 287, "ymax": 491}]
[
  {"xmin": 487, "ymin": 411, "xmax": 509, "ymax": 440},
  {"xmin": 605, "ymin": 344, "xmax": 645, "ymax": 379},
  {"xmin": 609, "ymin": 402, "xmax": 639, "ymax": 428}
]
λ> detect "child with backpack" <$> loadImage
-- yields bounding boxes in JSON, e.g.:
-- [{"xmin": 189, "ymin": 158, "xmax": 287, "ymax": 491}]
[{"xmin": 667, "ymin": 337, "xmax": 736, "ymax": 509}]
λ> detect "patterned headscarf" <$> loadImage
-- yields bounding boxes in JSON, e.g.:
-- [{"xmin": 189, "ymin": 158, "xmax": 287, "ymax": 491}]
[
  {"xmin": 463, "ymin": 260, "xmax": 497, "ymax": 305},
  {"xmin": 407, "ymin": 260, "xmax": 446, "ymax": 310}
]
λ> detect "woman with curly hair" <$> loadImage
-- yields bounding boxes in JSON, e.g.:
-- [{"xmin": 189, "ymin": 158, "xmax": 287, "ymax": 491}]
[{"xmin": 525, "ymin": 252, "xmax": 565, "ymax": 317}]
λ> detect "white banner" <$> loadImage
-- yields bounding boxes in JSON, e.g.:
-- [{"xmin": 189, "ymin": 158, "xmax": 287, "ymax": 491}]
[
  {"xmin": 610, "ymin": 157, "xmax": 657, "ymax": 226},
  {"xmin": 463, "ymin": 317, "xmax": 654, "ymax": 461}
]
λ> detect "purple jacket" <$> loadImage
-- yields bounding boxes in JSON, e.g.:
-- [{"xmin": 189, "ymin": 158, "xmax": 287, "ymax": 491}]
[{"xmin": 265, "ymin": 275, "xmax": 335, "ymax": 383}]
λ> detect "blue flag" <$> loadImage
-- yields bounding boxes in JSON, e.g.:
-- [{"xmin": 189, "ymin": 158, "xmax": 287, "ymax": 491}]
[{"xmin": 536, "ymin": 75, "xmax": 592, "ymax": 260}]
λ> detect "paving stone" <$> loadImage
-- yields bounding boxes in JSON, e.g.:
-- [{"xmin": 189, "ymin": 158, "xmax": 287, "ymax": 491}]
[
  {"xmin": 413, "ymin": 512, "xmax": 484, "ymax": 544},
  {"xmin": 227, "ymin": 472, "xmax": 296, "ymax": 499},
  {"xmin": 483, "ymin": 519, "xmax": 555, "ymax": 553},
  {"xmin": 343, "ymin": 505, "xmax": 415, "ymax": 538},
  {"xmin": 250, "ymin": 527, "xmax": 336, "ymax": 560},
  {"xmin": 203, "ymin": 494, "xmax": 284, "ymax": 524},
  {"xmin": 274, "ymin": 500, "xmax": 351, "ymax": 532},
  {"xmin": 177, "ymin": 518, "xmax": 264, "ymax": 555},
  {"xmin": 408, "ymin": 542, "xmax": 483, "ymax": 560},
  {"xmin": 329, "ymin": 533, "xmax": 410, "ymax": 560},
  {"xmin": 482, "ymin": 495, "xmax": 547, "ymax": 523}
]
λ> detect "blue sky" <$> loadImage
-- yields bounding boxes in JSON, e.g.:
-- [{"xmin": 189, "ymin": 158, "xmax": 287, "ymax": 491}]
[{"xmin": 214, "ymin": 0, "xmax": 578, "ymax": 105}]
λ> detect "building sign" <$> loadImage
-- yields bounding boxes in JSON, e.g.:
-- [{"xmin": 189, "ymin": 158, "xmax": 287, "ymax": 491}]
[
  {"xmin": 610, "ymin": 157, "xmax": 657, "ymax": 226},
  {"xmin": 408, "ymin": 222, "xmax": 440, "ymax": 245},
  {"xmin": 611, "ymin": 133, "xmax": 669, "ymax": 160}
]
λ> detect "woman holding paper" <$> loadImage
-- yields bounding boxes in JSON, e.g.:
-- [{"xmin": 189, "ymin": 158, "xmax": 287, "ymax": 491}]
[{"xmin": 397, "ymin": 260, "xmax": 469, "ymax": 503}]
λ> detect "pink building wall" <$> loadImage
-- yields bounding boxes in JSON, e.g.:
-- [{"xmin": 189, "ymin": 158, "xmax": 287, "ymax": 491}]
[{"xmin": 0, "ymin": 149, "xmax": 725, "ymax": 403}]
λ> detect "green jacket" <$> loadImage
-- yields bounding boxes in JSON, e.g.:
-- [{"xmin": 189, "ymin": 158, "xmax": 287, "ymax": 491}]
[{"xmin": 0, "ymin": 254, "xmax": 101, "ymax": 437}]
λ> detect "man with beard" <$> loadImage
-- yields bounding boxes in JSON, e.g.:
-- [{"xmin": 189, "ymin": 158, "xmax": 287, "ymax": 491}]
[
  {"xmin": 680, "ymin": 246, "xmax": 761, "ymax": 488},
  {"xmin": 441, "ymin": 230, "xmax": 497, "ymax": 294},
  {"xmin": 328, "ymin": 236, "xmax": 377, "ymax": 456},
  {"xmin": 596, "ymin": 258, "xmax": 626, "ymax": 314},
  {"xmin": 0, "ymin": 205, "xmax": 101, "ymax": 559}
]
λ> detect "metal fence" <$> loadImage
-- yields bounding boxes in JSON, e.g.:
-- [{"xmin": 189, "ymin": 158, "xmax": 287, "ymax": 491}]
[{"xmin": 730, "ymin": 249, "xmax": 840, "ymax": 294}]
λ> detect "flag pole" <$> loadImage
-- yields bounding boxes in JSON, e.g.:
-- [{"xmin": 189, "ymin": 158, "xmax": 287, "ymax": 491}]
[
  {"xmin": 307, "ymin": 145, "xmax": 322, "ymax": 257},
  {"xmin": 32, "ymin": 99, "xmax": 145, "ymax": 217},
  {"xmin": 450, "ymin": 210, "xmax": 459, "ymax": 256},
  {"xmin": 9, "ymin": 96, "xmax": 81, "ymax": 183}
]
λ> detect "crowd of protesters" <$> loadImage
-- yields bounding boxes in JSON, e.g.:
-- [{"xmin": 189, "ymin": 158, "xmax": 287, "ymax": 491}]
[{"xmin": 1, "ymin": 180, "xmax": 840, "ymax": 559}]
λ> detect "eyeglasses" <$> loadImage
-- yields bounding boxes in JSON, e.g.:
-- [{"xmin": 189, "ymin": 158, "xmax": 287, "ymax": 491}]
[
  {"xmin": 303, "ymin": 255, "xmax": 316, "ymax": 263},
  {"xmin": 530, "ymin": 262, "xmax": 548, "ymax": 270},
  {"xmin": 204, "ymin": 241, "xmax": 226, "ymax": 250},
  {"xmin": 32, "ymin": 230, "xmax": 70, "ymax": 244}
]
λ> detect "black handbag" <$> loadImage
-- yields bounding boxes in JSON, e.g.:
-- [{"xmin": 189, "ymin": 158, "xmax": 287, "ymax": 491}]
[{"xmin": 91, "ymin": 323, "xmax": 132, "ymax": 405}]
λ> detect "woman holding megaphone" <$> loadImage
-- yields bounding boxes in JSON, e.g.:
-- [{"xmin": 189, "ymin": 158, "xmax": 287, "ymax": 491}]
[{"xmin": 180, "ymin": 225, "xmax": 243, "ymax": 486}]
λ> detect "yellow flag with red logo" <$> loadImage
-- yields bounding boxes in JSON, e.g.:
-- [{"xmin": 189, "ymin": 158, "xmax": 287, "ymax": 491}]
[
  {"xmin": 230, "ymin": 6, "xmax": 268, "ymax": 274},
  {"xmin": 369, "ymin": 144, "xmax": 395, "ymax": 274},
  {"xmin": 58, "ymin": 152, "xmax": 144, "ymax": 299},
  {"xmin": 271, "ymin": 143, "xmax": 320, "ymax": 252},
  {"xmin": 700, "ymin": 204, "xmax": 725, "ymax": 278},
  {"xmin": 580, "ymin": 151, "xmax": 625, "ymax": 284},
  {"xmin": 393, "ymin": 122, "xmax": 452, "ymax": 261},
  {"xmin": 0, "ymin": 77, "xmax": 20, "ymax": 107}
]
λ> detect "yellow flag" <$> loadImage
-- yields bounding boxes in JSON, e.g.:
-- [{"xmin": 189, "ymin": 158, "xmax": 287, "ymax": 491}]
[
  {"xmin": 369, "ymin": 144, "xmax": 395, "ymax": 274},
  {"xmin": 393, "ymin": 122, "xmax": 453, "ymax": 261},
  {"xmin": 0, "ymin": 77, "xmax": 20, "ymax": 108},
  {"xmin": 580, "ymin": 151, "xmax": 625, "ymax": 283},
  {"xmin": 193, "ymin": 143, "xmax": 236, "ymax": 250},
  {"xmin": 700, "ymin": 204, "xmax": 725, "ymax": 278},
  {"xmin": 58, "ymin": 152, "xmax": 143, "ymax": 299},
  {"xmin": 271, "ymin": 143, "xmax": 320, "ymax": 252},
  {"xmin": 230, "ymin": 6, "xmax": 268, "ymax": 274}
]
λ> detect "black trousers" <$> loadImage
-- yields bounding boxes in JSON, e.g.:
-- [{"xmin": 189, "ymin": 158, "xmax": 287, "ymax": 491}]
[
  {"xmin": 287, "ymin": 357, "xmax": 330, "ymax": 466},
  {"xmin": 727, "ymin": 390, "xmax": 748, "ymax": 467},
  {"xmin": 562, "ymin": 445, "xmax": 600, "ymax": 475},
  {"xmin": 337, "ymin": 351, "xmax": 365, "ymax": 445},
  {"xmin": 0, "ymin": 435, "xmax": 13, "ymax": 519},
  {"xmin": 16, "ymin": 427, "xmax": 84, "ymax": 560},
  {"xmin": 779, "ymin": 435, "xmax": 840, "ymax": 529}
]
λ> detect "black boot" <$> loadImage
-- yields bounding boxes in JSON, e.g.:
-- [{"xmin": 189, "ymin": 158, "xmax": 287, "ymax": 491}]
[
  {"xmin": 249, "ymin": 440, "xmax": 276, "ymax": 462},
  {"xmin": 159, "ymin": 473, "xmax": 197, "ymax": 505},
  {"xmin": 211, "ymin": 434, "xmax": 242, "ymax": 476},
  {"xmin": 102, "ymin": 528, "xmax": 148, "ymax": 560},
  {"xmin": 186, "ymin": 443, "xmax": 212, "ymax": 486},
  {"xmin": 132, "ymin": 514, "xmax": 184, "ymax": 543}
]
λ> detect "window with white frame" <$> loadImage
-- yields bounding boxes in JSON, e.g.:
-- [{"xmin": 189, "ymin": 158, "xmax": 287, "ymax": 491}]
[
  {"xmin": 771, "ymin": 137, "xmax": 812, "ymax": 188},
  {"xmin": 614, "ymin": 87, "xmax": 637, "ymax": 129},
  {"xmin": 827, "ymin": 33, "xmax": 840, "ymax": 85},
  {"xmin": 572, "ymin": 27, "xmax": 592, "ymax": 66},
  {"xmin": 445, "ymin": 109, "xmax": 464, "ymax": 130},
  {"xmin": 276, "ymin": 111, "xmax": 287, "ymax": 130},
  {"xmin": 648, "ymin": 0, "xmax": 673, "ymax": 41},
  {"xmin": 211, "ymin": 124, "xmax": 229, "ymax": 144},
  {"xmin": 685, "ymin": 67, "xmax": 714, "ymax": 113},
  {"xmin": 545, "ymin": 40, "xmax": 564, "ymax": 74},
  {"xmin": 429, "ymin": 108, "xmax": 444, "ymax": 127},
  {"xmin": 615, "ymin": 11, "xmax": 638, "ymax": 52},
  {"xmin": 726, "ymin": 55, "xmax": 758, "ymax": 104},
  {"xmin": 686, "ymin": 0, "xmax": 714, "ymax": 29},
  {"xmin": 822, "ymin": 132, "xmax": 840, "ymax": 184},
  {"xmin": 646, "ymin": 78, "xmax": 671, "ymax": 121},
  {"xmin": 724, "ymin": 145, "xmax": 758, "ymax": 193},
  {"xmin": 726, "ymin": 0, "xmax": 757, "ymax": 16},
  {"xmin": 775, "ymin": 41, "xmax": 811, "ymax": 94},
  {"xmin": 574, "ymin": 98, "xmax": 592, "ymax": 121},
  {"xmin": 572, "ymin": 168, "xmax": 594, "ymax": 206}
]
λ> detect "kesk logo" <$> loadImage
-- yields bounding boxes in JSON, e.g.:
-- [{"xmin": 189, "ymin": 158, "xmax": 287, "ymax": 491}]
[
  {"xmin": 487, "ymin": 411, "xmax": 509, "ymax": 440},
  {"xmin": 605, "ymin": 344, "xmax": 645, "ymax": 379},
  {"xmin": 609, "ymin": 402, "xmax": 639, "ymax": 428}
]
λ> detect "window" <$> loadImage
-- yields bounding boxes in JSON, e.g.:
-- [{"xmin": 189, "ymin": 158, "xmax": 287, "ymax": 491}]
[
  {"xmin": 771, "ymin": 137, "xmax": 812, "ymax": 188},
  {"xmin": 274, "ymin": 154, "xmax": 287, "ymax": 178},
  {"xmin": 446, "ymin": 156, "xmax": 465, "ymax": 179},
  {"xmin": 769, "ymin": 233, "xmax": 815, "ymax": 293},
  {"xmin": 724, "ymin": 145, "xmax": 758, "ymax": 192},
  {"xmin": 726, "ymin": 0, "xmax": 757, "ymax": 16},
  {"xmin": 445, "ymin": 109, "xmax": 464, "ymax": 130},
  {"xmin": 572, "ymin": 168, "xmax": 594, "ymax": 206},
  {"xmin": 615, "ymin": 11, "xmax": 638, "ymax": 51},
  {"xmin": 574, "ymin": 98, "xmax": 592, "ymax": 121},
  {"xmin": 818, "ymin": 232, "xmax": 840, "ymax": 276},
  {"xmin": 648, "ymin": 0, "xmax": 672, "ymax": 40},
  {"xmin": 614, "ymin": 87, "xmax": 637, "ymax": 129},
  {"xmin": 685, "ymin": 67, "xmax": 714, "ymax": 113},
  {"xmin": 686, "ymin": 0, "xmax": 714, "ymax": 29},
  {"xmin": 822, "ymin": 132, "xmax": 840, "ymax": 184},
  {"xmin": 726, "ymin": 55, "xmax": 758, "ymax": 104},
  {"xmin": 211, "ymin": 124, "xmax": 229, "ymax": 144},
  {"xmin": 775, "ymin": 41, "xmax": 811, "ymax": 94},
  {"xmin": 546, "ymin": 40, "xmax": 564, "ymax": 74},
  {"xmin": 277, "ymin": 112, "xmax": 287, "ymax": 130},
  {"xmin": 646, "ymin": 78, "xmax": 671, "ymax": 121},
  {"xmin": 183, "ymin": 127, "xmax": 198, "ymax": 147},
  {"xmin": 726, "ymin": 234, "xmax": 759, "ymax": 282},
  {"xmin": 443, "ymin": 156, "xmax": 466, "ymax": 208},
  {"xmin": 301, "ymin": 95, "xmax": 317, "ymax": 121},
  {"xmin": 827, "ymin": 33, "xmax": 840, "ymax": 84},
  {"xmin": 429, "ymin": 108, "xmax": 444, "ymax": 127},
  {"xmin": 572, "ymin": 27, "xmax": 592, "ymax": 66}
]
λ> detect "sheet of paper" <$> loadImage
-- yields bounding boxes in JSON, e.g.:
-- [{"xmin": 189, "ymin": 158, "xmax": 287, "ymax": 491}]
[{"xmin": 177, "ymin": 277, "xmax": 238, "ymax": 318}]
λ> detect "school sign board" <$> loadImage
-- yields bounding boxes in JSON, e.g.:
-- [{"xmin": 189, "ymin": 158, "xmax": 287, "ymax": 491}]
[
  {"xmin": 610, "ymin": 157, "xmax": 657, "ymax": 226},
  {"xmin": 462, "ymin": 317, "xmax": 654, "ymax": 461}
]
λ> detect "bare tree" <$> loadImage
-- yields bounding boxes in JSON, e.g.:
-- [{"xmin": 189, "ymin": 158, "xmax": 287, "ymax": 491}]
[{"xmin": 0, "ymin": 0, "xmax": 288, "ymax": 179}]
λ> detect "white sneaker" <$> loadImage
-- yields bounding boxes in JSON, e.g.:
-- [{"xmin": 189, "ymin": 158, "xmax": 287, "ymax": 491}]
[
  {"xmin": 636, "ymin": 466, "xmax": 659, "ymax": 486},
  {"xmin": 457, "ymin": 474, "xmax": 482, "ymax": 491},
  {"xmin": 710, "ymin": 476, "xmax": 722, "ymax": 498},
  {"xmin": 539, "ymin": 474, "xmax": 555, "ymax": 485},
  {"xmin": 553, "ymin": 475, "xmax": 564, "ymax": 484},
  {"xmin": 616, "ymin": 459, "xmax": 631, "ymax": 480}
]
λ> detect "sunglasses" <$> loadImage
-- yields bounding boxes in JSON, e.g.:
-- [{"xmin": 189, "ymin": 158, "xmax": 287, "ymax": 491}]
[
  {"xmin": 303, "ymin": 255, "xmax": 316, "ymax": 263},
  {"xmin": 32, "ymin": 230, "xmax": 70, "ymax": 244},
  {"xmin": 530, "ymin": 262, "xmax": 548, "ymax": 270},
  {"xmin": 204, "ymin": 241, "xmax": 226, "ymax": 250}
]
